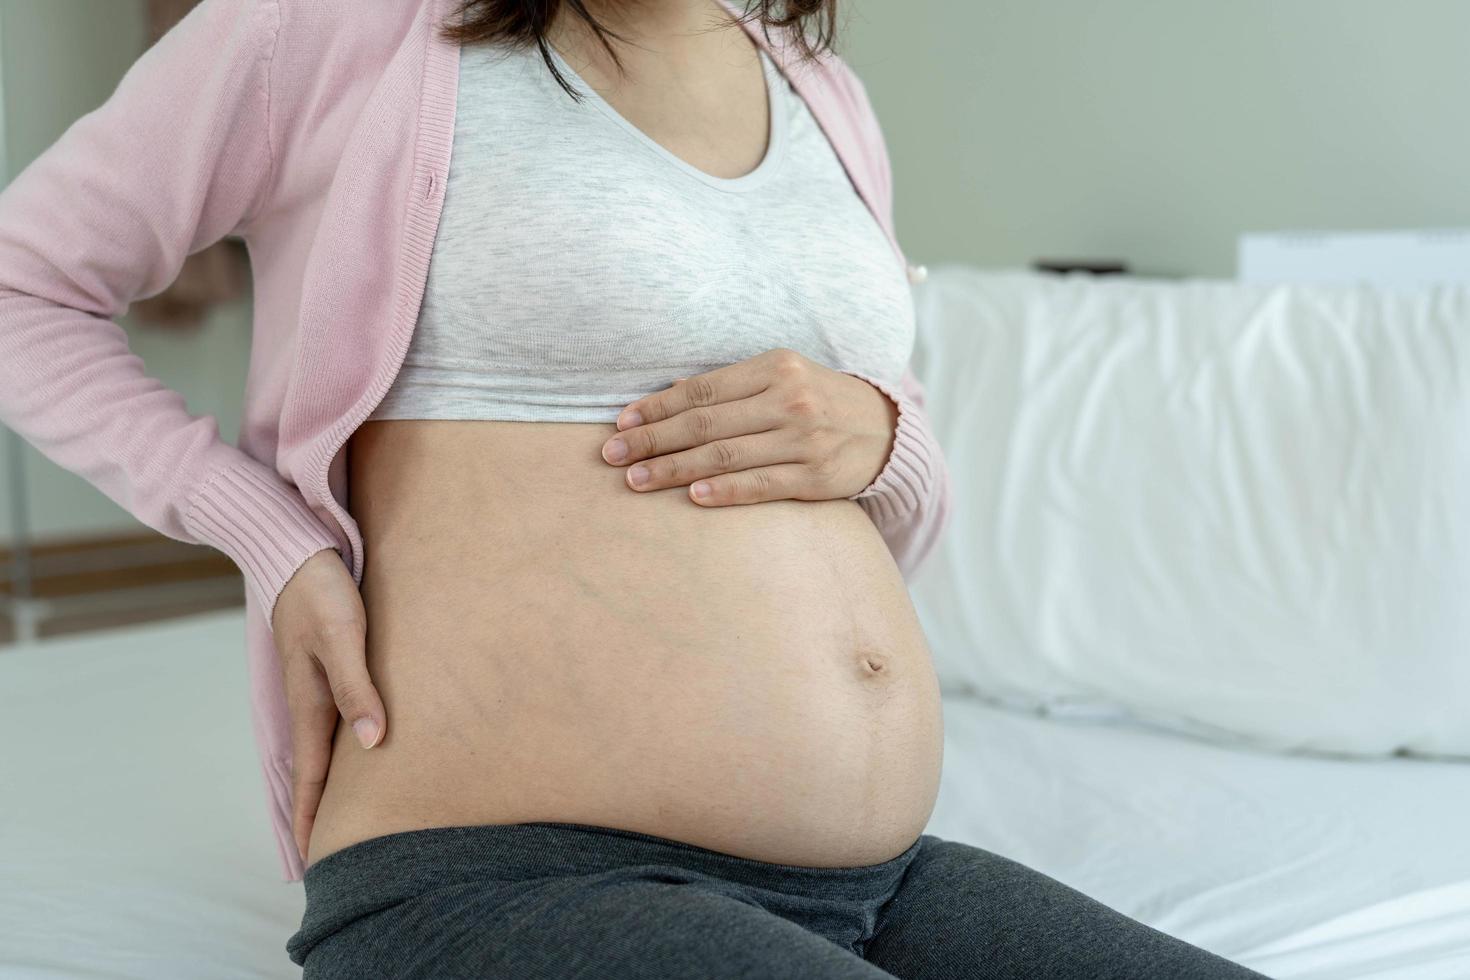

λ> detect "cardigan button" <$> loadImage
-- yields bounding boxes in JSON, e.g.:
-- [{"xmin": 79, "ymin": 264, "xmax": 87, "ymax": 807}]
[{"xmin": 907, "ymin": 263, "xmax": 929, "ymax": 285}]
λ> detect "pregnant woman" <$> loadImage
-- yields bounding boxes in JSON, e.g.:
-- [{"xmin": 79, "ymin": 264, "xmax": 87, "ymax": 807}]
[{"xmin": 0, "ymin": 0, "xmax": 1268, "ymax": 976}]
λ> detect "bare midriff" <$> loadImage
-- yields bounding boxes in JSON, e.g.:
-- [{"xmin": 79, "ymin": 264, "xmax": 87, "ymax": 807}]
[{"xmin": 305, "ymin": 418, "xmax": 944, "ymax": 870}]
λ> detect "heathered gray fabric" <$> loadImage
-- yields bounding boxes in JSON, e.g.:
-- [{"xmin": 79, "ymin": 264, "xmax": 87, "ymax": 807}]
[
  {"xmin": 284, "ymin": 822, "xmax": 1274, "ymax": 978},
  {"xmin": 366, "ymin": 39, "xmax": 916, "ymax": 424}
]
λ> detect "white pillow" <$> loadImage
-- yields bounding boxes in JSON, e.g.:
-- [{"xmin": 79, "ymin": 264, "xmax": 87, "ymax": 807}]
[{"xmin": 907, "ymin": 266, "xmax": 1470, "ymax": 758}]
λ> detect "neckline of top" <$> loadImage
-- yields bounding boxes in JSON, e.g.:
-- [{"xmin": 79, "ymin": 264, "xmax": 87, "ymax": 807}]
[{"xmin": 542, "ymin": 42, "xmax": 790, "ymax": 194}]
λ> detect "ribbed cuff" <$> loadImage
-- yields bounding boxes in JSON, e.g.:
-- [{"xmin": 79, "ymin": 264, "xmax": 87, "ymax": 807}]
[
  {"xmin": 181, "ymin": 457, "xmax": 343, "ymax": 632},
  {"xmin": 837, "ymin": 369, "xmax": 937, "ymax": 525}
]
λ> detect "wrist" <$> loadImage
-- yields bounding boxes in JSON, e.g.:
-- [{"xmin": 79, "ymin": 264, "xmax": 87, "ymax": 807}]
[{"xmin": 841, "ymin": 370, "xmax": 900, "ymax": 495}]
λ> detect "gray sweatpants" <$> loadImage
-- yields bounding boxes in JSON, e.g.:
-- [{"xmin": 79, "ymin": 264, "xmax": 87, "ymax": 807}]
[{"xmin": 285, "ymin": 821, "xmax": 1270, "ymax": 978}]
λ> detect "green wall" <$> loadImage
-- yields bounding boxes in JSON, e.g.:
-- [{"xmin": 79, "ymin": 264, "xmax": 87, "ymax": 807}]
[{"xmin": 841, "ymin": 0, "xmax": 1469, "ymax": 277}]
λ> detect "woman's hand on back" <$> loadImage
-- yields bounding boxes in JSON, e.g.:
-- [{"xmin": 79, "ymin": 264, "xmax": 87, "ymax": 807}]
[{"xmin": 270, "ymin": 548, "xmax": 387, "ymax": 866}]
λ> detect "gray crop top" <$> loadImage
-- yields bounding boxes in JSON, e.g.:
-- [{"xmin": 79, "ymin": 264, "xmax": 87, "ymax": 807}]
[{"xmin": 366, "ymin": 39, "xmax": 916, "ymax": 424}]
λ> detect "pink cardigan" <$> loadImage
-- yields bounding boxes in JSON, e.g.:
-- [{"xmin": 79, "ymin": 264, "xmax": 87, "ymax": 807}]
[{"xmin": 0, "ymin": 0, "xmax": 953, "ymax": 882}]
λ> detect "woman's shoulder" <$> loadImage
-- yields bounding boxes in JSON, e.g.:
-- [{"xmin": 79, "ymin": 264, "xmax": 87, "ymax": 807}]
[
  {"xmin": 770, "ymin": 39, "xmax": 894, "ymax": 224},
  {"xmin": 270, "ymin": 0, "xmax": 434, "ymax": 82},
  {"xmin": 249, "ymin": 0, "xmax": 438, "ymax": 209},
  {"xmin": 758, "ymin": 27, "xmax": 886, "ymax": 152},
  {"xmin": 273, "ymin": 0, "xmax": 431, "ymax": 44}
]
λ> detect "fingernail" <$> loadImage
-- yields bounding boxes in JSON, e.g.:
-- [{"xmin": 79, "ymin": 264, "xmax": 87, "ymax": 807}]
[
  {"xmin": 692, "ymin": 481, "xmax": 711, "ymax": 499},
  {"xmin": 628, "ymin": 464, "xmax": 650, "ymax": 487},
  {"xmin": 603, "ymin": 438, "xmax": 627, "ymax": 463},
  {"xmin": 616, "ymin": 409, "xmax": 642, "ymax": 430},
  {"xmin": 672, "ymin": 377, "xmax": 687, "ymax": 385},
  {"xmin": 353, "ymin": 717, "xmax": 380, "ymax": 749}
]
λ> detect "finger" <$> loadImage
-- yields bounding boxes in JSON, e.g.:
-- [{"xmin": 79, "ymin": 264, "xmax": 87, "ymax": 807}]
[
  {"xmin": 605, "ymin": 388, "xmax": 785, "ymax": 468},
  {"xmin": 285, "ymin": 621, "xmax": 386, "ymax": 864},
  {"xmin": 690, "ymin": 462, "xmax": 811, "ymax": 506},
  {"xmin": 616, "ymin": 348, "xmax": 802, "ymax": 431},
  {"xmin": 314, "ymin": 620, "xmax": 387, "ymax": 751},
  {"xmin": 283, "ymin": 650, "xmax": 339, "ymax": 865},
  {"xmin": 624, "ymin": 428, "xmax": 794, "ymax": 492}
]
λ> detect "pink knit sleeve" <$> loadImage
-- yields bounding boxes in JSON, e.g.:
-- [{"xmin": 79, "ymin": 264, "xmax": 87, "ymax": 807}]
[
  {"xmin": 839, "ymin": 366, "xmax": 953, "ymax": 580},
  {"xmin": 830, "ymin": 64, "xmax": 953, "ymax": 580},
  {"xmin": 0, "ymin": 0, "xmax": 341, "ymax": 630}
]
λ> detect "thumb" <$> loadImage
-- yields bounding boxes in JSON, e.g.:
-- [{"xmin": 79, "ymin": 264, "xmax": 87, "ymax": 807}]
[
  {"xmin": 316, "ymin": 624, "xmax": 388, "ymax": 750},
  {"xmin": 282, "ymin": 619, "xmax": 386, "ymax": 867}
]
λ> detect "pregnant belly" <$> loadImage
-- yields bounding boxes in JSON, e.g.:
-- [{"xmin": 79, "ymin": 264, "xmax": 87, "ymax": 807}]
[{"xmin": 305, "ymin": 418, "xmax": 944, "ymax": 871}]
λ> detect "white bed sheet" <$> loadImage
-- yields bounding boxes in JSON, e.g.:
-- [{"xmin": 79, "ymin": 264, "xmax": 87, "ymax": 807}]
[
  {"xmin": 927, "ymin": 699, "xmax": 1470, "ymax": 979},
  {"xmin": 0, "ymin": 610, "xmax": 304, "ymax": 980},
  {"xmin": 1, "ymin": 609, "xmax": 1466, "ymax": 979}
]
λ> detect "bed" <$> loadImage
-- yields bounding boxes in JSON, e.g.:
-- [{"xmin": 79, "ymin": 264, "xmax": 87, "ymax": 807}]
[{"xmin": 3, "ymin": 607, "xmax": 1466, "ymax": 978}]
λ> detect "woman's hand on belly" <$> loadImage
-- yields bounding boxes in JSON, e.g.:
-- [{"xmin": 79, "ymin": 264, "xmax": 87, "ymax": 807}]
[
  {"xmin": 599, "ymin": 347, "xmax": 899, "ymax": 507},
  {"xmin": 271, "ymin": 548, "xmax": 388, "ymax": 866}
]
